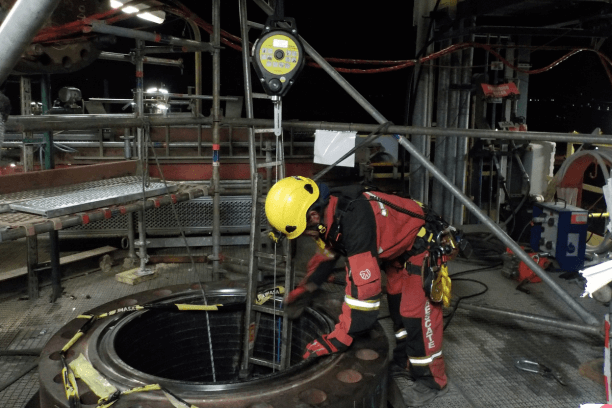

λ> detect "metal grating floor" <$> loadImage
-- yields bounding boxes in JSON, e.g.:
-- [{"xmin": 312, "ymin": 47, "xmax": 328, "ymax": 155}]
[
  {"xmin": 9, "ymin": 181, "xmax": 176, "ymax": 218},
  {"xmin": 0, "ymin": 240, "xmax": 609, "ymax": 407}
]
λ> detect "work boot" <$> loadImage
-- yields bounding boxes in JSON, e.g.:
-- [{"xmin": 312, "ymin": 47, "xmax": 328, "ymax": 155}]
[{"xmin": 388, "ymin": 367, "xmax": 448, "ymax": 407}]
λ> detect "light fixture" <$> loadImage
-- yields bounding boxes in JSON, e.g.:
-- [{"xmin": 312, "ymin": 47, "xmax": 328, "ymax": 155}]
[{"xmin": 110, "ymin": 1, "xmax": 166, "ymax": 24}]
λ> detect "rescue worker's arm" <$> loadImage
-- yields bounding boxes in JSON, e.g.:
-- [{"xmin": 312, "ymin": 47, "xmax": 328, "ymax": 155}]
[{"xmin": 284, "ymin": 244, "xmax": 337, "ymax": 319}]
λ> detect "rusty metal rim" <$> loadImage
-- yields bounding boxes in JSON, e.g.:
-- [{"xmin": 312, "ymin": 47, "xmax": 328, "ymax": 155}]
[
  {"xmin": 89, "ymin": 289, "xmax": 338, "ymax": 393},
  {"xmin": 39, "ymin": 281, "xmax": 390, "ymax": 407}
]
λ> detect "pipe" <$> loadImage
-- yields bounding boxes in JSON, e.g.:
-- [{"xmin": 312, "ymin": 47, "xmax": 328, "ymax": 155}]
[
  {"xmin": 185, "ymin": 19, "xmax": 202, "ymax": 115},
  {"xmin": 8, "ymin": 115, "xmax": 612, "ymax": 144},
  {"xmin": 454, "ymin": 25, "xmax": 475, "ymax": 226},
  {"xmin": 143, "ymin": 92, "xmax": 240, "ymax": 101},
  {"xmin": 432, "ymin": 39, "xmax": 451, "ymax": 216},
  {"xmin": 239, "ymin": 0, "xmax": 257, "ymax": 176},
  {"xmin": 444, "ymin": 39, "xmax": 461, "ymax": 222},
  {"xmin": 86, "ymin": 20, "xmax": 213, "ymax": 52},
  {"xmin": 211, "ymin": 0, "xmax": 221, "ymax": 275},
  {"xmin": 457, "ymin": 303, "xmax": 602, "ymax": 336},
  {"xmin": 393, "ymin": 133, "xmax": 600, "ymax": 326},
  {"xmin": 0, "ymin": 0, "xmax": 61, "ymax": 85},
  {"xmin": 99, "ymin": 51, "xmax": 184, "ymax": 68}
]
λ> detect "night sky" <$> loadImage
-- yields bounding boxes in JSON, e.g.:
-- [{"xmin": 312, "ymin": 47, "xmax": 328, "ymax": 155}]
[{"xmin": 5, "ymin": 1, "xmax": 612, "ymax": 133}]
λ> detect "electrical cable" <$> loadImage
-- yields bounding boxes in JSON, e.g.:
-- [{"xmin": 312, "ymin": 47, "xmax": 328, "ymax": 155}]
[{"xmin": 442, "ymin": 261, "xmax": 502, "ymax": 329}]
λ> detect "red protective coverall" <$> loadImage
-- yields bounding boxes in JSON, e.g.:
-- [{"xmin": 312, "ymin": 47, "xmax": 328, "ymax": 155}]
[{"xmin": 299, "ymin": 188, "xmax": 447, "ymax": 390}]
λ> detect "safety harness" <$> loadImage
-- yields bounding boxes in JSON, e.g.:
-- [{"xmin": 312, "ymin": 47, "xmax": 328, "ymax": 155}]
[{"xmin": 322, "ymin": 186, "xmax": 455, "ymax": 307}]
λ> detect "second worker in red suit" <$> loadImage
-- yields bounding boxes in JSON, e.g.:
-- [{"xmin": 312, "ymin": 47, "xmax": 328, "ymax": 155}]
[{"xmin": 265, "ymin": 176, "xmax": 454, "ymax": 407}]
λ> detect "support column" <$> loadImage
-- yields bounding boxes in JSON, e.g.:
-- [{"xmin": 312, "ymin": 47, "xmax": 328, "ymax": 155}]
[{"xmin": 211, "ymin": 0, "xmax": 221, "ymax": 276}]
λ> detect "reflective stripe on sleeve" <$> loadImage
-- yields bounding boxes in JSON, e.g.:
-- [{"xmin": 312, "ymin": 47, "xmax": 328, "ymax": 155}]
[
  {"xmin": 344, "ymin": 295, "xmax": 381, "ymax": 311},
  {"xmin": 409, "ymin": 350, "xmax": 443, "ymax": 366},
  {"xmin": 395, "ymin": 329, "xmax": 407, "ymax": 340}
]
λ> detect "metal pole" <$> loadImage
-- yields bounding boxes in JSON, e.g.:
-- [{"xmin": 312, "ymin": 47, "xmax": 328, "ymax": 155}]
[
  {"xmin": 457, "ymin": 303, "xmax": 601, "ymax": 336},
  {"xmin": 185, "ymin": 19, "xmax": 202, "ymax": 116},
  {"xmin": 86, "ymin": 20, "xmax": 213, "ymax": 52},
  {"xmin": 239, "ymin": 0, "xmax": 257, "ymax": 176},
  {"xmin": 8, "ymin": 116, "xmax": 612, "ymax": 144},
  {"xmin": 40, "ymin": 74, "xmax": 54, "ymax": 169},
  {"xmin": 134, "ymin": 39, "xmax": 150, "ymax": 273},
  {"xmin": 444, "ymin": 39, "xmax": 461, "ymax": 222},
  {"xmin": 454, "ymin": 22, "xmax": 475, "ymax": 226},
  {"xmin": 432, "ymin": 39, "xmax": 451, "ymax": 216},
  {"xmin": 240, "ymin": 0, "xmax": 262, "ymax": 375},
  {"xmin": 98, "ymin": 51, "xmax": 184, "ymax": 68},
  {"xmin": 211, "ymin": 0, "xmax": 221, "ymax": 276},
  {"xmin": 0, "ymin": 0, "xmax": 61, "ymax": 85},
  {"xmin": 393, "ymin": 133, "xmax": 600, "ymax": 325}
]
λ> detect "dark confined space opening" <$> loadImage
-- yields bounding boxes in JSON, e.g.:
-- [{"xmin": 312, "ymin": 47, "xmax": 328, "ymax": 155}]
[{"xmin": 113, "ymin": 297, "xmax": 329, "ymax": 383}]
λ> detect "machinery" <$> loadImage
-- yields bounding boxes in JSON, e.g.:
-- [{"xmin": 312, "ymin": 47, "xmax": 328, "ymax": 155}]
[{"xmin": 531, "ymin": 202, "xmax": 589, "ymax": 272}]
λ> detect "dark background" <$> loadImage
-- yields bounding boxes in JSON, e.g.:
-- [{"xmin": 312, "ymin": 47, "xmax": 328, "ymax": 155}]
[{"xmin": 5, "ymin": 1, "xmax": 612, "ymax": 134}]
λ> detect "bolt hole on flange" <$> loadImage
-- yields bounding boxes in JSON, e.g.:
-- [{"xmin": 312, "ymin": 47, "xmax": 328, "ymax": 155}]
[{"xmin": 39, "ymin": 284, "xmax": 389, "ymax": 408}]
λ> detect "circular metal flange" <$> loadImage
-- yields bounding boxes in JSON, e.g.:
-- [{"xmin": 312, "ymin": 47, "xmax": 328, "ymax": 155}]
[{"xmin": 39, "ymin": 280, "xmax": 389, "ymax": 407}]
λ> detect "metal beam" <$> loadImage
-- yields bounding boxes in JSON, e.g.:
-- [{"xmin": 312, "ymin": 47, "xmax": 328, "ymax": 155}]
[
  {"xmin": 0, "ymin": 0, "xmax": 61, "ymax": 85},
  {"xmin": 7, "ymin": 115, "xmax": 612, "ymax": 145},
  {"xmin": 85, "ymin": 20, "xmax": 213, "ymax": 52}
]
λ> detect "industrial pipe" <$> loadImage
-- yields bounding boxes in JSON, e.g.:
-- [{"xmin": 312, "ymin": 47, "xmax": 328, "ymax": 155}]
[
  {"xmin": 0, "ymin": 0, "xmax": 61, "ymax": 85},
  {"xmin": 457, "ymin": 303, "xmax": 601, "ymax": 336},
  {"xmin": 211, "ymin": 0, "xmax": 221, "ymax": 275},
  {"xmin": 86, "ymin": 20, "xmax": 213, "ymax": 52},
  {"xmin": 99, "ymin": 51, "xmax": 184, "ymax": 68},
  {"xmin": 7, "ymin": 115, "xmax": 612, "ymax": 144}
]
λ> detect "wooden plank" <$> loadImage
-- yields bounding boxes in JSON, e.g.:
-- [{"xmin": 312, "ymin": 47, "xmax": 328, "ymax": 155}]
[
  {"xmin": 0, "ymin": 246, "xmax": 117, "ymax": 282},
  {"xmin": 115, "ymin": 268, "xmax": 157, "ymax": 285},
  {"xmin": 0, "ymin": 161, "xmax": 137, "ymax": 194}
]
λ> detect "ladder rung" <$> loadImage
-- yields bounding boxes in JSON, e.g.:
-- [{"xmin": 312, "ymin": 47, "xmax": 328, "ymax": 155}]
[
  {"xmin": 257, "ymin": 160, "xmax": 283, "ymax": 168},
  {"xmin": 255, "ymin": 251, "xmax": 287, "ymax": 261},
  {"xmin": 249, "ymin": 357, "xmax": 281, "ymax": 370},
  {"xmin": 254, "ymin": 128, "xmax": 276, "ymax": 133},
  {"xmin": 253, "ymin": 304, "xmax": 284, "ymax": 315}
]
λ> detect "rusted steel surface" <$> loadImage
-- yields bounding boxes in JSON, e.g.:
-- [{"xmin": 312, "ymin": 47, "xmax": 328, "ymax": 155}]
[
  {"xmin": 0, "ymin": 161, "xmax": 137, "ymax": 194},
  {"xmin": 39, "ymin": 282, "xmax": 389, "ymax": 408}
]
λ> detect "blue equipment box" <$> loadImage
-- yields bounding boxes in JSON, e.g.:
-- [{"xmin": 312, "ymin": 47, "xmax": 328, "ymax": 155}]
[{"xmin": 530, "ymin": 202, "xmax": 588, "ymax": 272}]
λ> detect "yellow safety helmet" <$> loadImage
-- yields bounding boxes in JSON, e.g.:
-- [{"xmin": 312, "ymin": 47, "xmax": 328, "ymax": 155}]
[{"xmin": 265, "ymin": 176, "xmax": 320, "ymax": 240}]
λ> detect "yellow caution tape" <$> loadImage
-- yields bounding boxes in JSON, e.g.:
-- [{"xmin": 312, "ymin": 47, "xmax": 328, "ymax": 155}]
[
  {"xmin": 69, "ymin": 354, "xmax": 117, "ymax": 400},
  {"xmin": 61, "ymin": 357, "xmax": 79, "ymax": 405},
  {"xmin": 175, "ymin": 304, "xmax": 220, "ymax": 311},
  {"xmin": 61, "ymin": 332, "xmax": 84, "ymax": 353},
  {"xmin": 255, "ymin": 286, "xmax": 285, "ymax": 305}
]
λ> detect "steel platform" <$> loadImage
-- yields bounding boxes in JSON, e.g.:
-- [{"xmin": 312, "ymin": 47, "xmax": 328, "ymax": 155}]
[{"xmin": 6, "ymin": 177, "xmax": 176, "ymax": 218}]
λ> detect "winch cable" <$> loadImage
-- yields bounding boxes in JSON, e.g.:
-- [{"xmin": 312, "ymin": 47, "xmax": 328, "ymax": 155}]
[{"xmin": 142, "ymin": 120, "xmax": 217, "ymax": 382}]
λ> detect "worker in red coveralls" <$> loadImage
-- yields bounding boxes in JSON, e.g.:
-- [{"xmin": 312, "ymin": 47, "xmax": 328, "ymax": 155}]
[{"xmin": 265, "ymin": 176, "xmax": 453, "ymax": 407}]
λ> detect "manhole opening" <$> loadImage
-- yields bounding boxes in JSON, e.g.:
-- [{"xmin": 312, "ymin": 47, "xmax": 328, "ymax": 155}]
[{"xmin": 113, "ymin": 295, "xmax": 329, "ymax": 383}]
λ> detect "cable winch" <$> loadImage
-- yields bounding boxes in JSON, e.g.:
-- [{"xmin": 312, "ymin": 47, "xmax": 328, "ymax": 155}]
[{"xmin": 251, "ymin": 1, "xmax": 304, "ymax": 135}]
